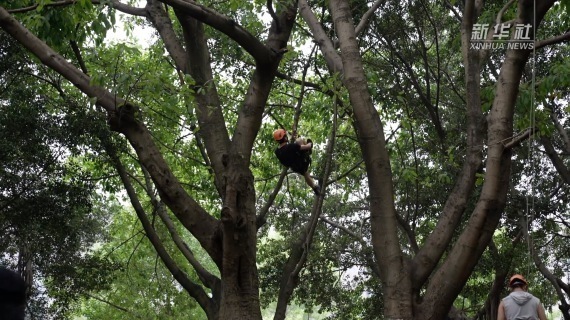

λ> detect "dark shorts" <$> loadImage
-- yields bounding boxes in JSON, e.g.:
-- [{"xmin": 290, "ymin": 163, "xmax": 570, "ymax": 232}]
[
  {"xmin": 275, "ymin": 143, "xmax": 312, "ymax": 174},
  {"xmin": 289, "ymin": 150, "xmax": 311, "ymax": 174}
]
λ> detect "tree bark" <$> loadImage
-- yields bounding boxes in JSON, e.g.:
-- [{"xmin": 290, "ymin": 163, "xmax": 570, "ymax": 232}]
[
  {"xmin": 199, "ymin": 2, "xmax": 298, "ymax": 318},
  {"xmin": 0, "ymin": 1, "xmax": 298, "ymax": 318},
  {"xmin": 175, "ymin": 10, "xmax": 231, "ymax": 197},
  {"xmin": 417, "ymin": 1, "xmax": 554, "ymax": 318},
  {"xmin": 411, "ymin": 0, "xmax": 486, "ymax": 295},
  {"xmin": 302, "ymin": 0, "xmax": 558, "ymax": 318},
  {"xmin": 329, "ymin": 0, "xmax": 411, "ymax": 318}
]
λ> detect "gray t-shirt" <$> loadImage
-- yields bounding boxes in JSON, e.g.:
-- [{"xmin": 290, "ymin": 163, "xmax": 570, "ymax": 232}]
[{"xmin": 502, "ymin": 291, "xmax": 541, "ymax": 320}]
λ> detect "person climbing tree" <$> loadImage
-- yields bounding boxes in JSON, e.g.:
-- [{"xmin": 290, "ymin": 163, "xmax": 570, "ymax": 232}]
[
  {"xmin": 273, "ymin": 128, "xmax": 321, "ymax": 195},
  {"xmin": 497, "ymin": 274, "xmax": 548, "ymax": 320}
]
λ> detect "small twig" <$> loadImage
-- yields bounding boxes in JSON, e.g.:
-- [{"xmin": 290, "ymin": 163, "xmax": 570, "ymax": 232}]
[
  {"xmin": 84, "ymin": 293, "xmax": 135, "ymax": 315},
  {"xmin": 326, "ymin": 159, "xmax": 364, "ymax": 186}
]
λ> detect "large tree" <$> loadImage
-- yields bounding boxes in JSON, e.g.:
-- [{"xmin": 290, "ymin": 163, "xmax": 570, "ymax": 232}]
[
  {"xmin": 305, "ymin": 1, "xmax": 555, "ymax": 319},
  {"xmin": 1, "ymin": 0, "xmax": 570, "ymax": 319}
]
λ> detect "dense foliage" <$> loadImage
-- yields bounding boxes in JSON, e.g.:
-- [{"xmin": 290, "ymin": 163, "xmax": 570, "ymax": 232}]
[
  {"xmin": 0, "ymin": 32, "xmax": 115, "ymax": 318},
  {"xmin": 1, "ymin": 0, "xmax": 570, "ymax": 319}
]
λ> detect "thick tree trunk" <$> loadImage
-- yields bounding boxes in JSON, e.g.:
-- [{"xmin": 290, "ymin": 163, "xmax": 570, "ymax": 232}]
[
  {"xmin": 329, "ymin": 0, "xmax": 412, "ymax": 318},
  {"xmin": 306, "ymin": 0, "xmax": 558, "ymax": 318},
  {"xmin": 416, "ymin": 1, "xmax": 554, "ymax": 318},
  {"xmin": 209, "ymin": 4, "xmax": 298, "ymax": 318},
  {"xmin": 217, "ymin": 157, "xmax": 262, "ymax": 319},
  {"xmin": 411, "ymin": 0, "xmax": 485, "ymax": 289}
]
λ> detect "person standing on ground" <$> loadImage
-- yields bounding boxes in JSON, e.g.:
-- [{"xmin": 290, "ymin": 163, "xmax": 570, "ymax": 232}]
[
  {"xmin": 273, "ymin": 128, "xmax": 321, "ymax": 195},
  {"xmin": 497, "ymin": 274, "xmax": 548, "ymax": 320}
]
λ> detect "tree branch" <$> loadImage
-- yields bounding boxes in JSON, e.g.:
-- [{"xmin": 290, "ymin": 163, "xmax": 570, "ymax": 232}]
[
  {"xmin": 108, "ymin": 0, "xmax": 148, "ymax": 16},
  {"xmin": 155, "ymin": 201, "xmax": 222, "ymax": 299},
  {"xmin": 326, "ymin": 159, "xmax": 364, "ymax": 186},
  {"xmin": 298, "ymin": 0, "xmax": 343, "ymax": 73},
  {"xmin": 291, "ymin": 45, "xmax": 316, "ymax": 137},
  {"xmin": 535, "ymin": 31, "xmax": 570, "ymax": 50},
  {"xmin": 84, "ymin": 293, "xmax": 136, "ymax": 316},
  {"xmin": 0, "ymin": 7, "xmax": 123, "ymax": 113},
  {"xmin": 273, "ymin": 93, "xmax": 339, "ymax": 320},
  {"xmin": 320, "ymin": 216, "xmax": 381, "ymax": 278},
  {"xmin": 412, "ymin": 0, "xmax": 486, "ymax": 289},
  {"xmin": 6, "ymin": 0, "xmax": 147, "ymax": 16},
  {"xmin": 0, "ymin": 7, "xmax": 223, "ymax": 268},
  {"xmin": 256, "ymin": 168, "xmax": 288, "ymax": 229},
  {"xmin": 267, "ymin": 0, "xmax": 280, "ymax": 31},
  {"xmin": 541, "ymin": 136, "xmax": 570, "ymax": 185},
  {"xmin": 146, "ymin": 0, "xmax": 190, "ymax": 73},
  {"xmin": 102, "ymin": 135, "xmax": 216, "ymax": 319},
  {"xmin": 496, "ymin": 0, "xmax": 516, "ymax": 26},
  {"xmin": 69, "ymin": 40, "xmax": 88, "ymax": 75},
  {"xmin": 444, "ymin": 1, "xmax": 462, "ymax": 22},
  {"xmin": 229, "ymin": 1, "xmax": 298, "ymax": 160},
  {"xmin": 157, "ymin": 0, "xmax": 275, "ymax": 64},
  {"xmin": 175, "ymin": 9, "xmax": 231, "ymax": 197},
  {"xmin": 503, "ymin": 127, "xmax": 534, "ymax": 149},
  {"xmin": 385, "ymin": 36, "xmax": 446, "ymax": 144},
  {"xmin": 547, "ymin": 102, "xmax": 570, "ymax": 153},
  {"xmin": 274, "ymin": 70, "xmax": 325, "ymax": 92},
  {"xmin": 354, "ymin": 0, "xmax": 387, "ymax": 37},
  {"xmin": 395, "ymin": 212, "xmax": 420, "ymax": 254},
  {"xmin": 420, "ymin": 3, "xmax": 556, "ymax": 317},
  {"xmin": 140, "ymin": 165, "xmax": 221, "ymax": 297}
]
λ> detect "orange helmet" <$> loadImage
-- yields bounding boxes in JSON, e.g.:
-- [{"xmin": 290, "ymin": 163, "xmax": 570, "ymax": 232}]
[
  {"xmin": 273, "ymin": 129, "xmax": 287, "ymax": 141},
  {"xmin": 509, "ymin": 274, "xmax": 528, "ymax": 287}
]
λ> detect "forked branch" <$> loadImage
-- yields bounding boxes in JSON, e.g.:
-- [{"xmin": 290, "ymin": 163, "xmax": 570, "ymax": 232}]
[{"xmin": 158, "ymin": 0, "xmax": 274, "ymax": 64}]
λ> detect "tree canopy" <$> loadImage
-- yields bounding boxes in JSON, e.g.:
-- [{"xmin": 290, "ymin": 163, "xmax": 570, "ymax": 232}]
[{"xmin": 1, "ymin": 0, "xmax": 570, "ymax": 319}]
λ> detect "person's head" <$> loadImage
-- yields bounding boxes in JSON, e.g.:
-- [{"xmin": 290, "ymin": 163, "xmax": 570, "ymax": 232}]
[
  {"xmin": 509, "ymin": 274, "xmax": 528, "ymax": 291},
  {"xmin": 273, "ymin": 129, "xmax": 288, "ymax": 144},
  {"xmin": 0, "ymin": 267, "xmax": 27, "ymax": 320}
]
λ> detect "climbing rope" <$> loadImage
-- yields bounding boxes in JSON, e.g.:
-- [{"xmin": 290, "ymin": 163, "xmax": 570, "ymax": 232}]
[{"xmin": 524, "ymin": 1, "xmax": 538, "ymax": 277}]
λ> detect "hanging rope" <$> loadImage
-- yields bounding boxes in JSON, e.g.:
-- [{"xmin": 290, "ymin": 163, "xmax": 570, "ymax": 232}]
[
  {"xmin": 291, "ymin": 44, "xmax": 318, "ymax": 140},
  {"xmin": 273, "ymin": 80, "xmax": 339, "ymax": 320},
  {"xmin": 524, "ymin": 2, "xmax": 538, "ymax": 277}
]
